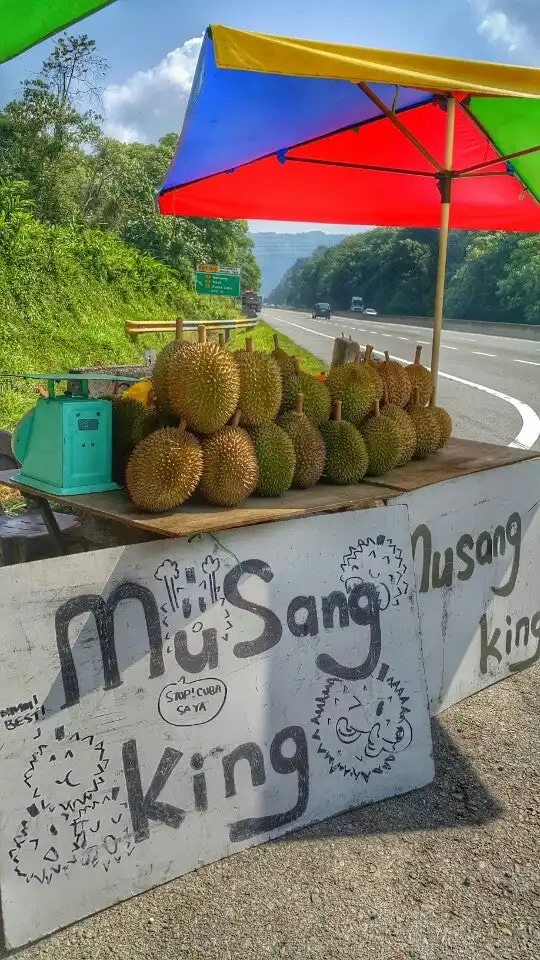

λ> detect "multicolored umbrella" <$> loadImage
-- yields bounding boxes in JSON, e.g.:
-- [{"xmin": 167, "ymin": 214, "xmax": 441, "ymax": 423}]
[
  {"xmin": 157, "ymin": 26, "xmax": 540, "ymax": 393},
  {"xmin": 0, "ymin": 0, "xmax": 115, "ymax": 64}
]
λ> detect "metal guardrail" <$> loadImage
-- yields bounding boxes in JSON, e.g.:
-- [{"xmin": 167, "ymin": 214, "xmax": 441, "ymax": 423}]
[{"xmin": 124, "ymin": 316, "xmax": 258, "ymax": 341}]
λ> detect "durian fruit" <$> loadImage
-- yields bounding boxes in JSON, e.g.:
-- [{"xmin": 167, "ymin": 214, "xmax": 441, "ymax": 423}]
[
  {"xmin": 320, "ymin": 400, "xmax": 369, "ymax": 485},
  {"xmin": 152, "ymin": 323, "xmax": 193, "ymax": 414},
  {"xmin": 380, "ymin": 384, "xmax": 416, "ymax": 467},
  {"xmin": 248, "ymin": 422, "xmax": 296, "ymax": 497},
  {"xmin": 111, "ymin": 395, "xmax": 145, "ymax": 447},
  {"xmin": 376, "ymin": 351, "xmax": 412, "ymax": 408},
  {"xmin": 292, "ymin": 357, "xmax": 331, "ymax": 427},
  {"xmin": 131, "ymin": 407, "xmax": 178, "ymax": 445},
  {"xmin": 429, "ymin": 396, "xmax": 453, "ymax": 448},
  {"xmin": 168, "ymin": 325, "xmax": 240, "ymax": 434},
  {"xmin": 405, "ymin": 345, "xmax": 433, "ymax": 406},
  {"xmin": 361, "ymin": 400, "xmax": 405, "ymax": 476},
  {"xmin": 272, "ymin": 334, "xmax": 299, "ymax": 412},
  {"xmin": 198, "ymin": 410, "xmax": 259, "ymax": 507},
  {"xmin": 126, "ymin": 424, "xmax": 203, "ymax": 512},
  {"xmin": 233, "ymin": 337, "xmax": 282, "ymax": 426},
  {"xmin": 111, "ymin": 395, "xmax": 145, "ymax": 483},
  {"xmin": 406, "ymin": 388, "xmax": 441, "ymax": 458},
  {"xmin": 326, "ymin": 346, "xmax": 383, "ymax": 426},
  {"xmin": 278, "ymin": 393, "xmax": 326, "ymax": 489}
]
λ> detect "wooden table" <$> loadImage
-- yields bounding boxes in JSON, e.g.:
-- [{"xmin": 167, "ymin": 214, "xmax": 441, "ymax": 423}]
[{"xmin": 1, "ymin": 437, "xmax": 538, "ymax": 546}]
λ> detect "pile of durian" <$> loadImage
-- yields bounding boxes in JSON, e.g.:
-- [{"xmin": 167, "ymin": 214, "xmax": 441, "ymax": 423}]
[{"xmin": 111, "ymin": 329, "xmax": 452, "ymax": 513}]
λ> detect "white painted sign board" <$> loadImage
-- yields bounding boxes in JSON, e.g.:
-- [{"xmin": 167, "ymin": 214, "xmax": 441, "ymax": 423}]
[
  {"xmin": 0, "ymin": 506, "xmax": 432, "ymax": 947},
  {"xmin": 396, "ymin": 458, "xmax": 540, "ymax": 714}
]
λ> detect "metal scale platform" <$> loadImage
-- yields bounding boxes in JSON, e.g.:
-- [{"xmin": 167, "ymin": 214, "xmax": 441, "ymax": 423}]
[{"xmin": 7, "ymin": 372, "xmax": 138, "ymax": 496}]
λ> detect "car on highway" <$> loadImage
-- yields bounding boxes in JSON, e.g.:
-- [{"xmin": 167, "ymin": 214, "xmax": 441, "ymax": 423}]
[
  {"xmin": 363, "ymin": 307, "xmax": 378, "ymax": 315},
  {"xmin": 312, "ymin": 302, "xmax": 331, "ymax": 319}
]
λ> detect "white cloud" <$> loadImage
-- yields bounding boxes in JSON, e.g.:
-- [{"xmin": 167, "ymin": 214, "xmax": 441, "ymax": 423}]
[
  {"xmin": 471, "ymin": 0, "xmax": 540, "ymax": 54},
  {"xmin": 478, "ymin": 10, "xmax": 527, "ymax": 50},
  {"xmin": 103, "ymin": 36, "xmax": 203, "ymax": 143}
]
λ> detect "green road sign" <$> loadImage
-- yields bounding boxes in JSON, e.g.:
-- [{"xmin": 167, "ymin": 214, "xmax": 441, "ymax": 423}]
[{"xmin": 196, "ymin": 265, "xmax": 241, "ymax": 297}]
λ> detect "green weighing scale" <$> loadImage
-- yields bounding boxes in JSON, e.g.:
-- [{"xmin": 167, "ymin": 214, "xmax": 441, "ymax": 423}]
[{"xmin": 8, "ymin": 372, "xmax": 139, "ymax": 496}]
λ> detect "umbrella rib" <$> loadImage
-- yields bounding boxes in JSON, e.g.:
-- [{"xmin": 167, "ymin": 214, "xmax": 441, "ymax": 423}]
[
  {"xmin": 455, "ymin": 143, "xmax": 540, "ymax": 176},
  {"xmin": 286, "ymin": 156, "xmax": 436, "ymax": 177},
  {"xmin": 357, "ymin": 82, "xmax": 444, "ymax": 172},
  {"xmin": 458, "ymin": 171, "xmax": 512, "ymax": 178}
]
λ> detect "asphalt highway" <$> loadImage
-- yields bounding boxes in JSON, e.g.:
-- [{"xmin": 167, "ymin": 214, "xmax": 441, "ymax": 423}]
[{"xmin": 263, "ymin": 308, "xmax": 540, "ymax": 451}]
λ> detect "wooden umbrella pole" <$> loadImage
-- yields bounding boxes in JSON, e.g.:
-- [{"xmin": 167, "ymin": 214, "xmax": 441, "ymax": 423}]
[{"xmin": 431, "ymin": 96, "xmax": 456, "ymax": 404}]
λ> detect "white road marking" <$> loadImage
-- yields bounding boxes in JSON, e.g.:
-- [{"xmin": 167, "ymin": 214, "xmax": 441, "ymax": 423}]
[
  {"xmin": 269, "ymin": 314, "xmax": 540, "ymax": 450},
  {"xmin": 381, "ymin": 333, "xmax": 392, "ymax": 337},
  {"xmin": 398, "ymin": 336, "xmax": 409, "ymax": 341},
  {"xmin": 473, "ymin": 351, "xmax": 496, "ymax": 358},
  {"xmin": 441, "ymin": 345, "xmax": 458, "ymax": 350},
  {"xmin": 306, "ymin": 311, "xmax": 540, "ymax": 346},
  {"xmin": 514, "ymin": 358, "xmax": 540, "ymax": 367},
  {"xmin": 271, "ymin": 317, "xmax": 335, "ymax": 340}
]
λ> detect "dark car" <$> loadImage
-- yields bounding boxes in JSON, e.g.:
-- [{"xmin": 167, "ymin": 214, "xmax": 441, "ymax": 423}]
[{"xmin": 312, "ymin": 302, "xmax": 331, "ymax": 319}]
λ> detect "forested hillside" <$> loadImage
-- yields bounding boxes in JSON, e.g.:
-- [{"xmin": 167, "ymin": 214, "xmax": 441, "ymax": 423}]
[
  {"xmin": 0, "ymin": 34, "xmax": 260, "ymax": 425},
  {"xmin": 270, "ymin": 227, "xmax": 540, "ymax": 325}
]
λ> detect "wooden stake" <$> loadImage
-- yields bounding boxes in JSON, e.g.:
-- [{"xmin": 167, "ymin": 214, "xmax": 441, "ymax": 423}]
[
  {"xmin": 431, "ymin": 96, "xmax": 456, "ymax": 403},
  {"xmin": 414, "ymin": 345, "xmax": 423, "ymax": 365},
  {"xmin": 231, "ymin": 410, "xmax": 242, "ymax": 428},
  {"xmin": 295, "ymin": 393, "xmax": 304, "ymax": 414},
  {"xmin": 245, "ymin": 337, "xmax": 253, "ymax": 353},
  {"xmin": 175, "ymin": 317, "xmax": 183, "ymax": 340},
  {"xmin": 333, "ymin": 400, "xmax": 342, "ymax": 422},
  {"xmin": 197, "ymin": 325, "xmax": 207, "ymax": 344}
]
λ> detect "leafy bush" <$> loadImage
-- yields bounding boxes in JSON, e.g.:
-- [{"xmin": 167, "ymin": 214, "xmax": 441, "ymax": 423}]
[{"xmin": 0, "ymin": 180, "xmax": 238, "ymax": 428}]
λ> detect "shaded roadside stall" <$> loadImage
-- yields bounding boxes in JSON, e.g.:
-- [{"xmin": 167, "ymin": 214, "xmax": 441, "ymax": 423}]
[{"xmin": 0, "ymin": 22, "xmax": 539, "ymax": 950}]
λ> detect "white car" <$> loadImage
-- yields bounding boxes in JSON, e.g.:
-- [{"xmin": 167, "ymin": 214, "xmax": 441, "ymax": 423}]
[{"xmin": 363, "ymin": 307, "xmax": 377, "ymax": 315}]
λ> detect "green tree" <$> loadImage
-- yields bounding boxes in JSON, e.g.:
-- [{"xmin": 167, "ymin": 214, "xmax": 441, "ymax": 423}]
[
  {"xmin": 0, "ymin": 35, "xmax": 104, "ymax": 224},
  {"xmin": 497, "ymin": 235, "xmax": 540, "ymax": 324},
  {"xmin": 0, "ymin": 36, "xmax": 261, "ymax": 292},
  {"xmin": 445, "ymin": 232, "xmax": 519, "ymax": 322}
]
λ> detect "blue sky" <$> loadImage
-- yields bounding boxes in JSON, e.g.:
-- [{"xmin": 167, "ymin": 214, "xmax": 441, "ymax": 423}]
[{"xmin": 1, "ymin": 0, "xmax": 539, "ymax": 232}]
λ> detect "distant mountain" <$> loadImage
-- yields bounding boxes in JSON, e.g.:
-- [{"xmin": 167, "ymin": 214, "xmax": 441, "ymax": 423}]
[{"xmin": 249, "ymin": 231, "xmax": 350, "ymax": 297}]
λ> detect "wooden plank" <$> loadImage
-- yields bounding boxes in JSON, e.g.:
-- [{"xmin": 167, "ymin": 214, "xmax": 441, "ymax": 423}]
[
  {"xmin": 368, "ymin": 437, "xmax": 540, "ymax": 493},
  {"xmin": 0, "ymin": 471, "xmax": 396, "ymax": 539},
  {"xmin": 3, "ymin": 437, "xmax": 535, "ymax": 540}
]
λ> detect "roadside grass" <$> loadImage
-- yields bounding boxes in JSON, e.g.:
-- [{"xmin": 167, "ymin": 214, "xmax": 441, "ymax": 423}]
[{"xmin": 228, "ymin": 321, "xmax": 328, "ymax": 375}]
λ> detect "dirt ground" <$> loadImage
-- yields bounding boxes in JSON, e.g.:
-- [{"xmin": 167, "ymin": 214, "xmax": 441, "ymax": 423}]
[{"xmin": 8, "ymin": 664, "xmax": 540, "ymax": 960}]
